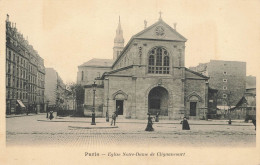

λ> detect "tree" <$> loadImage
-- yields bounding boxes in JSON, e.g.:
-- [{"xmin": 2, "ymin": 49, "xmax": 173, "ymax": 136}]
[{"xmin": 66, "ymin": 83, "xmax": 85, "ymax": 112}]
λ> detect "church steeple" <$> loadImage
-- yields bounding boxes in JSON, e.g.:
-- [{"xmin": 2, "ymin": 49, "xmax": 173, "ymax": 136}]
[{"xmin": 113, "ymin": 16, "xmax": 124, "ymax": 61}]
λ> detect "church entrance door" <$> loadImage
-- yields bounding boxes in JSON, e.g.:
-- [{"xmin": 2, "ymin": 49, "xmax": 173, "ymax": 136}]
[
  {"xmin": 148, "ymin": 86, "xmax": 168, "ymax": 116},
  {"xmin": 116, "ymin": 100, "xmax": 123, "ymax": 115},
  {"xmin": 190, "ymin": 102, "xmax": 197, "ymax": 116}
]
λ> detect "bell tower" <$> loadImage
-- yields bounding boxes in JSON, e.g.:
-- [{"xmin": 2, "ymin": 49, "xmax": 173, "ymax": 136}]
[{"xmin": 113, "ymin": 16, "xmax": 124, "ymax": 61}]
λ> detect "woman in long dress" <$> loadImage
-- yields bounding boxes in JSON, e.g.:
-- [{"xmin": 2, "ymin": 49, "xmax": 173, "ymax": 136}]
[
  {"xmin": 145, "ymin": 113, "xmax": 154, "ymax": 131},
  {"xmin": 182, "ymin": 117, "xmax": 190, "ymax": 130},
  {"xmin": 155, "ymin": 112, "xmax": 159, "ymax": 122},
  {"xmin": 49, "ymin": 110, "xmax": 54, "ymax": 120}
]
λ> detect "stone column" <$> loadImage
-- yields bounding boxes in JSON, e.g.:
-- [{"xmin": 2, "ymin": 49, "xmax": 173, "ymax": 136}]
[
  {"xmin": 204, "ymin": 80, "xmax": 209, "ymax": 120},
  {"xmin": 131, "ymin": 77, "xmax": 137, "ymax": 119},
  {"xmin": 179, "ymin": 67, "xmax": 186, "ymax": 118}
]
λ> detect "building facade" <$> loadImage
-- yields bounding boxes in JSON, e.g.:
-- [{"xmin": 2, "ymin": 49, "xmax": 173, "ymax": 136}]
[
  {"xmin": 79, "ymin": 17, "xmax": 210, "ymax": 120},
  {"xmin": 190, "ymin": 60, "xmax": 246, "ymax": 108},
  {"xmin": 77, "ymin": 59, "xmax": 113, "ymax": 86},
  {"xmin": 6, "ymin": 15, "xmax": 45, "ymax": 114},
  {"xmin": 45, "ymin": 68, "xmax": 66, "ymax": 110}
]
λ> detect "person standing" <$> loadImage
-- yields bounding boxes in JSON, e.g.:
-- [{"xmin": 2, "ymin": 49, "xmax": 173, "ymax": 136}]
[
  {"xmin": 182, "ymin": 117, "xmax": 190, "ymax": 130},
  {"xmin": 46, "ymin": 110, "xmax": 49, "ymax": 118},
  {"xmin": 116, "ymin": 106, "xmax": 120, "ymax": 117},
  {"xmin": 49, "ymin": 110, "xmax": 54, "ymax": 120},
  {"xmin": 155, "ymin": 112, "xmax": 159, "ymax": 122},
  {"xmin": 111, "ymin": 111, "xmax": 117, "ymax": 126},
  {"xmin": 145, "ymin": 113, "xmax": 154, "ymax": 131},
  {"xmin": 252, "ymin": 119, "xmax": 256, "ymax": 130}
]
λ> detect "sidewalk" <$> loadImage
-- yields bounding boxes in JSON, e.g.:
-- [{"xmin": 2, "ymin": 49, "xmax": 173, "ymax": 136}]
[{"xmin": 6, "ymin": 113, "xmax": 45, "ymax": 118}]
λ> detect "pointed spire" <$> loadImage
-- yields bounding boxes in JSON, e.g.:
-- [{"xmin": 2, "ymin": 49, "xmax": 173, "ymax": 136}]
[
  {"xmin": 114, "ymin": 16, "xmax": 124, "ymax": 43},
  {"xmin": 113, "ymin": 16, "xmax": 125, "ymax": 61}
]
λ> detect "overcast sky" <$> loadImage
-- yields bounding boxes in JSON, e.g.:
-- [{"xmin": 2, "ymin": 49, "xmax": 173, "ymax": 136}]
[{"xmin": 2, "ymin": 0, "xmax": 260, "ymax": 83}]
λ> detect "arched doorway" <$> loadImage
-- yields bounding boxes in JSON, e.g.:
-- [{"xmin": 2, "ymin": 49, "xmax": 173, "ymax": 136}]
[{"xmin": 148, "ymin": 86, "xmax": 168, "ymax": 116}]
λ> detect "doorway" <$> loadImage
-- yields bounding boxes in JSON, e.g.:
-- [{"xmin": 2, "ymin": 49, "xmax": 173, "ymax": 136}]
[
  {"xmin": 116, "ymin": 100, "xmax": 123, "ymax": 115},
  {"xmin": 190, "ymin": 102, "xmax": 197, "ymax": 116},
  {"xmin": 148, "ymin": 86, "xmax": 168, "ymax": 116}
]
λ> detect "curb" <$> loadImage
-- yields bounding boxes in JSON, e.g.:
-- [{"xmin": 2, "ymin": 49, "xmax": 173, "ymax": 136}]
[
  {"xmin": 6, "ymin": 114, "xmax": 40, "ymax": 118},
  {"xmin": 68, "ymin": 126, "xmax": 119, "ymax": 129}
]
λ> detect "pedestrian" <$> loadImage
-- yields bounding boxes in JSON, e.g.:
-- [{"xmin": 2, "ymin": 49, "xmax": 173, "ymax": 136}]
[
  {"xmin": 49, "ymin": 110, "xmax": 54, "ymax": 120},
  {"xmin": 155, "ymin": 112, "xmax": 159, "ymax": 122},
  {"xmin": 182, "ymin": 117, "xmax": 190, "ymax": 130},
  {"xmin": 145, "ymin": 113, "xmax": 154, "ymax": 131},
  {"xmin": 111, "ymin": 111, "xmax": 117, "ymax": 126},
  {"xmin": 46, "ymin": 110, "xmax": 49, "ymax": 118},
  {"xmin": 116, "ymin": 106, "xmax": 120, "ymax": 117},
  {"xmin": 252, "ymin": 119, "xmax": 256, "ymax": 130},
  {"xmin": 26, "ymin": 108, "xmax": 29, "ymax": 115}
]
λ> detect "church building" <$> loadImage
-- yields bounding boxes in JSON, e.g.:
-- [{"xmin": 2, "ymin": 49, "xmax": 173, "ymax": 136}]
[{"xmin": 77, "ymin": 16, "xmax": 209, "ymax": 120}]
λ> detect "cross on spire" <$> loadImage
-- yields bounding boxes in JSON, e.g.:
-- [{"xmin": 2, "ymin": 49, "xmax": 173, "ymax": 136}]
[{"xmin": 159, "ymin": 11, "xmax": 163, "ymax": 20}]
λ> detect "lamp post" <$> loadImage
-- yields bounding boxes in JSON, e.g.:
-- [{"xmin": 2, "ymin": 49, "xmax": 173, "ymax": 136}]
[
  {"xmin": 228, "ymin": 91, "xmax": 232, "ymax": 125},
  {"xmin": 91, "ymin": 81, "xmax": 97, "ymax": 125},
  {"xmin": 106, "ymin": 98, "xmax": 109, "ymax": 122},
  {"xmin": 46, "ymin": 100, "xmax": 50, "ymax": 118},
  {"xmin": 105, "ymin": 77, "xmax": 109, "ymax": 122}
]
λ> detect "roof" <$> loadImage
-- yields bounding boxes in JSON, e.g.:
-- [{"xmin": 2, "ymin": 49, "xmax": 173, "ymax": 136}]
[
  {"xmin": 112, "ymin": 19, "xmax": 187, "ymax": 68},
  {"xmin": 100, "ymin": 65, "xmax": 133, "ymax": 79},
  {"xmin": 133, "ymin": 19, "xmax": 187, "ymax": 41},
  {"xmin": 185, "ymin": 68, "xmax": 209, "ymax": 79},
  {"xmin": 79, "ymin": 58, "xmax": 114, "ymax": 67}
]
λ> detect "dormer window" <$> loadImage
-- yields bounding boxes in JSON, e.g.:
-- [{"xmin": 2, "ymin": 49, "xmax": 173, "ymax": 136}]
[{"xmin": 148, "ymin": 47, "xmax": 170, "ymax": 74}]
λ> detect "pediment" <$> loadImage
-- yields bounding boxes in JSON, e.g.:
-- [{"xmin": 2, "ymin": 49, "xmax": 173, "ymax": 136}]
[{"xmin": 134, "ymin": 20, "xmax": 187, "ymax": 42}]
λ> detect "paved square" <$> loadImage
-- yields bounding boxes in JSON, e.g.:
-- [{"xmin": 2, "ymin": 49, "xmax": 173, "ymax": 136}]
[{"xmin": 6, "ymin": 114, "xmax": 256, "ymax": 147}]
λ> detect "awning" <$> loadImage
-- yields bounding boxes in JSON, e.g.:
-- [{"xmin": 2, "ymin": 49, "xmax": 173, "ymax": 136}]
[{"xmin": 17, "ymin": 100, "xmax": 25, "ymax": 108}]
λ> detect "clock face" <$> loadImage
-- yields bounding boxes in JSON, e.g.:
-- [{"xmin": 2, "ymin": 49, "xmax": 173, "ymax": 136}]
[{"xmin": 155, "ymin": 26, "xmax": 165, "ymax": 37}]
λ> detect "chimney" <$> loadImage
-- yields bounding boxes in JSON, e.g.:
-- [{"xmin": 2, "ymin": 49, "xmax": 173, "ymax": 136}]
[{"xmin": 6, "ymin": 14, "xmax": 9, "ymax": 21}]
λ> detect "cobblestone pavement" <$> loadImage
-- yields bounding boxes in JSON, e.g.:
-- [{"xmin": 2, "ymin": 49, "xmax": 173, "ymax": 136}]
[{"xmin": 6, "ymin": 114, "xmax": 256, "ymax": 147}]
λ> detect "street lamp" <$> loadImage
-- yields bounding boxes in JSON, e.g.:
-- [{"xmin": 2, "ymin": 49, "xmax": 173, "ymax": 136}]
[
  {"xmin": 106, "ymin": 98, "xmax": 109, "ymax": 122},
  {"xmin": 91, "ymin": 81, "xmax": 97, "ymax": 125},
  {"xmin": 105, "ymin": 77, "xmax": 109, "ymax": 122},
  {"xmin": 46, "ymin": 100, "xmax": 50, "ymax": 118}
]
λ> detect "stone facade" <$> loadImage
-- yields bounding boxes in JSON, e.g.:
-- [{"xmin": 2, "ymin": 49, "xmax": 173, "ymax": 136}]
[
  {"xmin": 79, "ymin": 18, "xmax": 209, "ymax": 120},
  {"xmin": 77, "ymin": 59, "xmax": 113, "ymax": 86},
  {"xmin": 190, "ymin": 60, "xmax": 246, "ymax": 107},
  {"xmin": 5, "ymin": 15, "xmax": 45, "ymax": 114},
  {"xmin": 45, "ymin": 68, "xmax": 66, "ymax": 110}
]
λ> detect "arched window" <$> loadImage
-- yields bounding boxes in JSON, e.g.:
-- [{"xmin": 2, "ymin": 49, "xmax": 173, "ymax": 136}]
[
  {"xmin": 149, "ymin": 55, "xmax": 154, "ymax": 65},
  {"xmin": 148, "ymin": 47, "xmax": 170, "ymax": 74}
]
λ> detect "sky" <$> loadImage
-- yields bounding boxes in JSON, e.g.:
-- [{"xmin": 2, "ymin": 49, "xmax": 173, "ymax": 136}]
[{"xmin": 1, "ymin": 0, "xmax": 260, "ymax": 84}]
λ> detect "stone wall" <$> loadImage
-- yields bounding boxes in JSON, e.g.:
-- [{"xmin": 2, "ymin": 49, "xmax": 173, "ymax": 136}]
[{"xmin": 185, "ymin": 79, "xmax": 207, "ymax": 119}]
